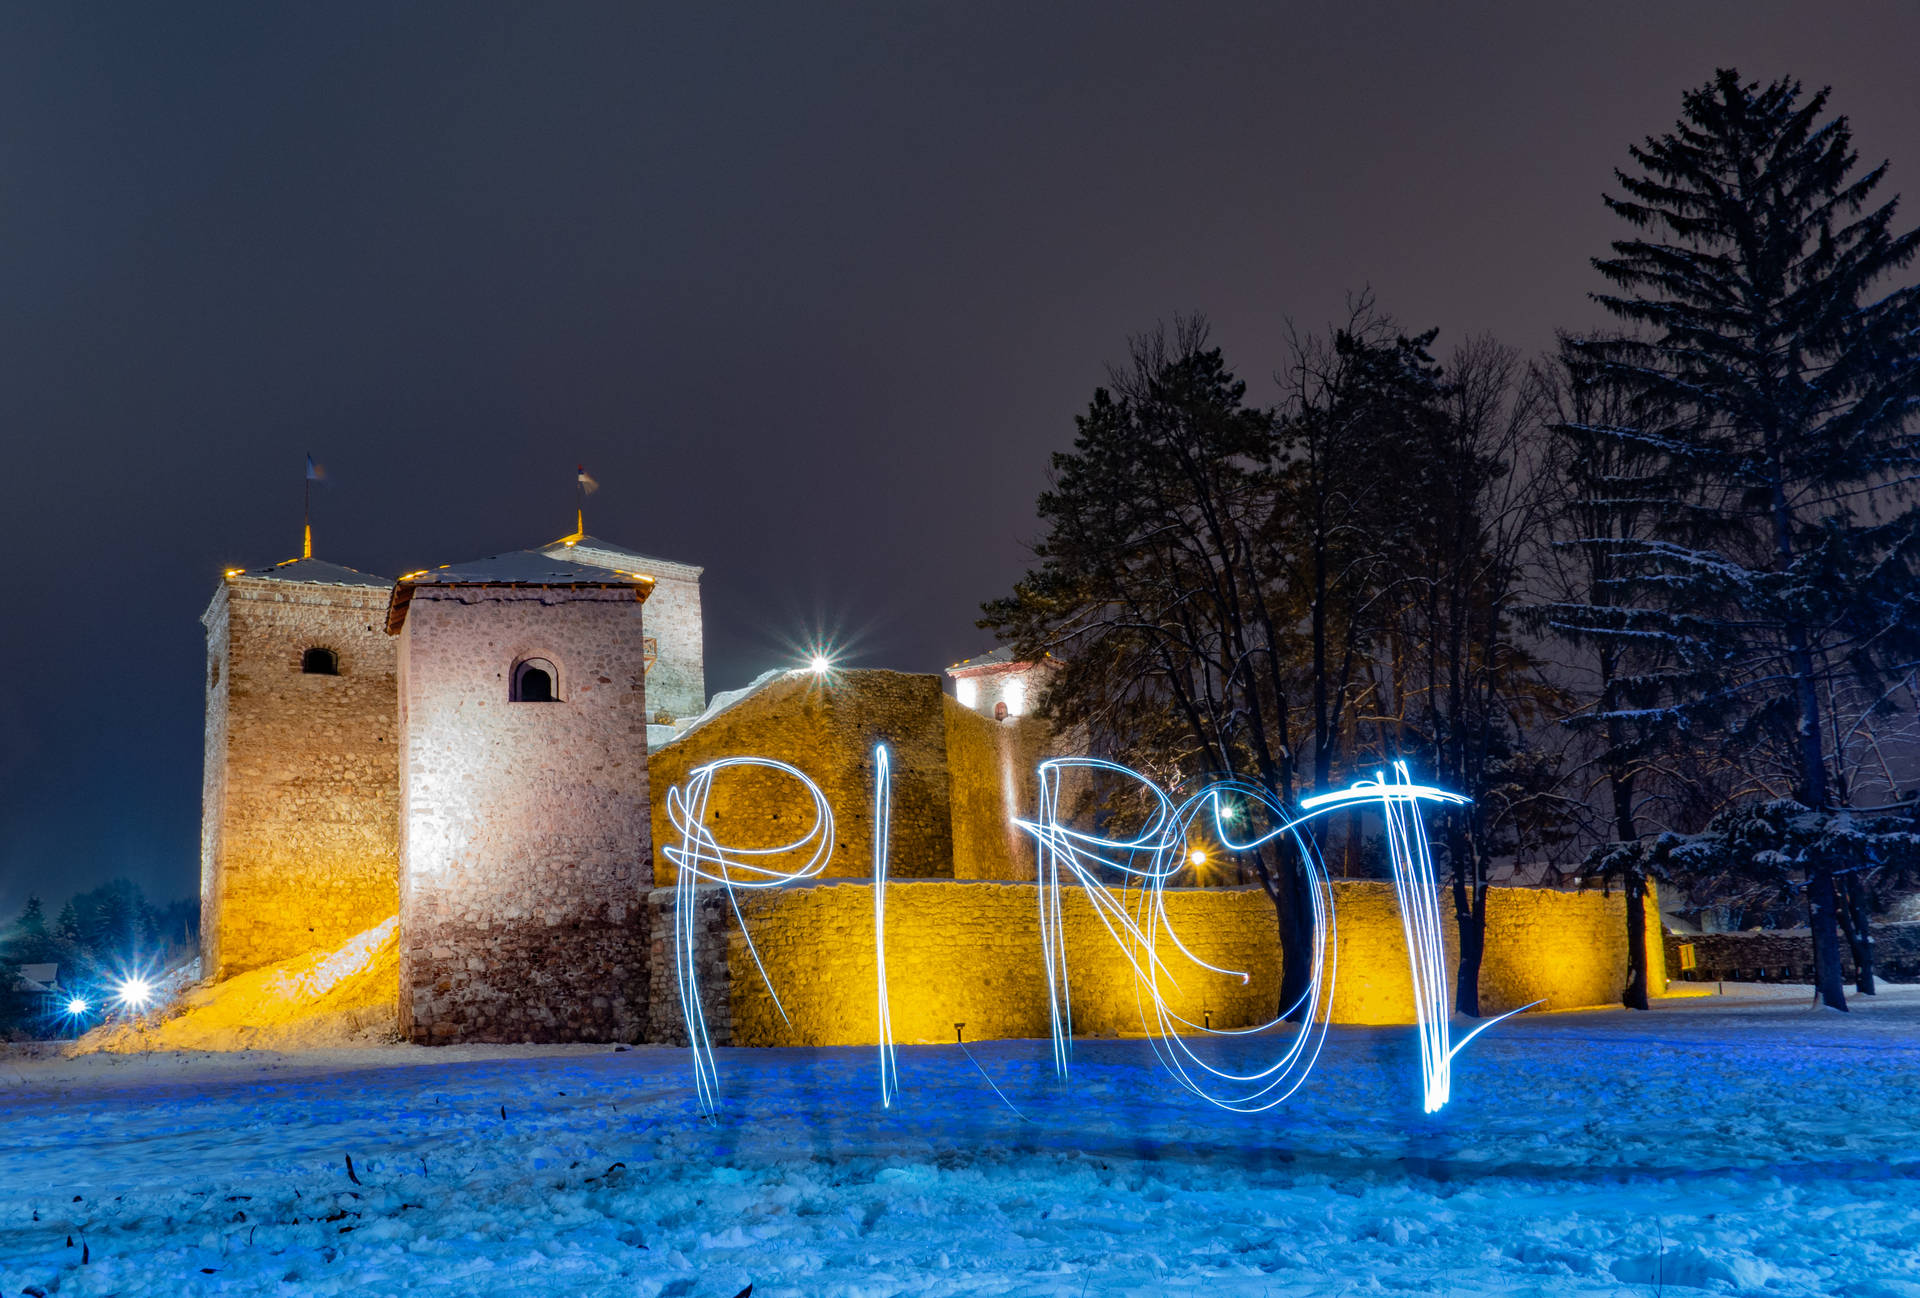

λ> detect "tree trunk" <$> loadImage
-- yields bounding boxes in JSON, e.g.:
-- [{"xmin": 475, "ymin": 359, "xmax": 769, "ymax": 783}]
[
  {"xmin": 1621, "ymin": 869, "xmax": 1650, "ymax": 1011},
  {"xmin": 1257, "ymin": 843, "xmax": 1316, "ymax": 1023},
  {"xmin": 1805, "ymin": 869, "xmax": 1849, "ymax": 1011},
  {"xmin": 1448, "ymin": 818, "xmax": 1485, "ymax": 1017},
  {"xmin": 1838, "ymin": 872, "xmax": 1877, "ymax": 996},
  {"xmin": 1606, "ymin": 752, "xmax": 1651, "ymax": 1011}
]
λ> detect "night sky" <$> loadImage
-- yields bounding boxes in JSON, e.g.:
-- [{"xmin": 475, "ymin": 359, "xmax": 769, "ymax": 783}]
[{"xmin": 3, "ymin": 3, "xmax": 1917, "ymax": 914}]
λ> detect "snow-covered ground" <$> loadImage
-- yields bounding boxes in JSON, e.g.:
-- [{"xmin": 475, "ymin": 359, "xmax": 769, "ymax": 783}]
[{"xmin": 3, "ymin": 985, "xmax": 1917, "ymax": 1297}]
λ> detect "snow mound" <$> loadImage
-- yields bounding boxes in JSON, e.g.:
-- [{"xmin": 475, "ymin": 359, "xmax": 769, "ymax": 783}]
[
  {"xmin": 72, "ymin": 917, "xmax": 400, "ymax": 1054},
  {"xmin": 650, "ymin": 667, "xmax": 788, "ymax": 750}
]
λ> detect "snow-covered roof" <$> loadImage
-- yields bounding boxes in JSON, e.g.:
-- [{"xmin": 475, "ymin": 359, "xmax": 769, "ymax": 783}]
[
  {"xmin": 947, "ymin": 646, "xmax": 1056, "ymax": 677},
  {"xmin": 538, "ymin": 533, "xmax": 704, "ymax": 582},
  {"xmin": 228, "ymin": 557, "xmax": 391, "ymax": 588},
  {"xmin": 386, "ymin": 550, "xmax": 654, "ymax": 633}
]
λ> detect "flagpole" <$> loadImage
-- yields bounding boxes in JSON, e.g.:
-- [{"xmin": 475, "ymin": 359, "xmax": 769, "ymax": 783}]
[
  {"xmin": 575, "ymin": 463, "xmax": 585, "ymax": 535},
  {"xmin": 303, "ymin": 452, "xmax": 313, "ymax": 559}
]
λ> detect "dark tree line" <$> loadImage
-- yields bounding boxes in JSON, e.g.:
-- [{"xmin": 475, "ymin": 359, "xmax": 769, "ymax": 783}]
[
  {"xmin": 985, "ymin": 69, "xmax": 1920, "ymax": 1016},
  {"xmin": 0, "ymin": 882, "xmax": 197, "ymax": 1035}
]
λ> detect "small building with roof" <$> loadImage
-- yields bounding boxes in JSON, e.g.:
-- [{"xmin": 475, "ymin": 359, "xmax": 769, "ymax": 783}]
[{"xmin": 945, "ymin": 646, "xmax": 1058, "ymax": 721}]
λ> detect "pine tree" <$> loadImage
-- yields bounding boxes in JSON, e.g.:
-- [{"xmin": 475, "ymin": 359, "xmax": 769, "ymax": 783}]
[
  {"xmin": 55, "ymin": 900, "xmax": 82, "ymax": 946},
  {"xmin": 15, "ymin": 896, "xmax": 48, "ymax": 938},
  {"xmin": 1575, "ymin": 70, "xmax": 1920, "ymax": 1009},
  {"xmin": 1529, "ymin": 338, "xmax": 1715, "ymax": 1009}
]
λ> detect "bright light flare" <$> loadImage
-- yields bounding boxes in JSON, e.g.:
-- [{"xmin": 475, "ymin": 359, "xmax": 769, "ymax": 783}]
[
  {"xmin": 808, "ymin": 654, "xmax": 831, "ymax": 675},
  {"xmin": 66, "ymin": 996, "xmax": 89, "ymax": 1016},
  {"xmin": 114, "ymin": 976, "xmax": 155, "ymax": 1011}
]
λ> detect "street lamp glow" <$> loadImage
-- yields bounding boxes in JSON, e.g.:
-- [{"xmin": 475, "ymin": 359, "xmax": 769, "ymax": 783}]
[
  {"xmin": 115, "ymin": 977, "xmax": 154, "ymax": 1010},
  {"xmin": 66, "ymin": 996, "xmax": 89, "ymax": 1015}
]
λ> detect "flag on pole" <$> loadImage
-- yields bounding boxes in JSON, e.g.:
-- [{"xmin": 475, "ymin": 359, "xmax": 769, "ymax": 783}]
[
  {"xmin": 306, "ymin": 453, "xmax": 319, "ymax": 481},
  {"xmin": 577, "ymin": 464, "xmax": 599, "ymax": 495}
]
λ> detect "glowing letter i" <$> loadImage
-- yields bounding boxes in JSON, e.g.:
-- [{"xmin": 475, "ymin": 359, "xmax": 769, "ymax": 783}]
[{"xmin": 873, "ymin": 744, "xmax": 899, "ymax": 1107}]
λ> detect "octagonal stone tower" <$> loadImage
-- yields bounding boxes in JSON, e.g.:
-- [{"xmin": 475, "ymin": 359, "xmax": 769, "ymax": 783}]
[{"xmin": 387, "ymin": 551, "xmax": 655, "ymax": 1043}]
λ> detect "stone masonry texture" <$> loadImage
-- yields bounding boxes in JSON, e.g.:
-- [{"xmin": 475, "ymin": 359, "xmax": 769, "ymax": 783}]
[
  {"xmin": 543, "ymin": 539, "xmax": 705, "ymax": 721},
  {"xmin": 651, "ymin": 878, "xmax": 1652, "ymax": 1049},
  {"xmin": 649, "ymin": 670, "xmax": 960, "ymax": 885},
  {"xmin": 1664, "ymin": 921, "xmax": 1920, "ymax": 983},
  {"xmin": 199, "ymin": 576, "xmax": 399, "ymax": 978},
  {"xmin": 396, "ymin": 585, "xmax": 652, "ymax": 1044}
]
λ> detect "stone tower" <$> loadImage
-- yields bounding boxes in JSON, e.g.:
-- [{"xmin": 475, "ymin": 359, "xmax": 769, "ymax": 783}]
[
  {"xmin": 200, "ymin": 558, "xmax": 399, "ymax": 978},
  {"xmin": 535, "ymin": 532, "xmax": 705, "ymax": 720},
  {"xmin": 388, "ymin": 551, "xmax": 655, "ymax": 1043}
]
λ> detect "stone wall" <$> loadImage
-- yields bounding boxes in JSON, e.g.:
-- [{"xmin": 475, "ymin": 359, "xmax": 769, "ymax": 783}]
[
  {"xmin": 650, "ymin": 670, "xmax": 957, "ymax": 884},
  {"xmin": 199, "ymin": 577, "xmax": 399, "ymax": 978},
  {"xmin": 942, "ymin": 700, "xmax": 1050, "ymax": 881},
  {"xmin": 1664, "ymin": 921, "xmax": 1920, "ymax": 983},
  {"xmin": 653, "ymin": 878, "xmax": 1648, "ymax": 1048},
  {"xmin": 543, "ymin": 539, "xmax": 705, "ymax": 721},
  {"xmin": 396, "ymin": 585, "xmax": 652, "ymax": 1043}
]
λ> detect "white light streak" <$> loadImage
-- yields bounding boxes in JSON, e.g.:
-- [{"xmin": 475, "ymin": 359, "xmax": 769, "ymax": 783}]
[
  {"xmin": 1016, "ymin": 759, "xmax": 1502, "ymax": 1113},
  {"xmin": 872, "ymin": 745, "xmax": 899, "ymax": 1108},
  {"xmin": 668, "ymin": 749, "xmax": 1517, "ymax": 1118},
  {"xmin": 664, "ymin": 756, "xmax": 836, "ymax": 1116}
]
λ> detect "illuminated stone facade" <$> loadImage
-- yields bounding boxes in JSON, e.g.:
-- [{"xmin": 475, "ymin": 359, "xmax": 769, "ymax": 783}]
[
  {"xmin": 394, "ymin": 573, "xmax": 654, "ymax": 1043},
  {"xmin": 198, "ymin": 545, "xmax": 1656, "ymax": 1052},
  {"xmin": 649, "ymin": 669, "xmax": 1053, "ymax": 886},
  {"xmin": 662, "ymin": 878, "xmax": 1661, "ymax": 1049},
  {"xmin": 946, "ymin": 647, "xmax": 1056, "ymax": 720},
  {"xmin": 199, "ymin": 561, "xmax": 399, "ymax": 979},
  {"xmin": 535, "ymin": 534, "xmax": 705, "ymax": 721},
  {"xmin": 199, "ymin": 528, "xmax": 702, "ymax": 1009}
]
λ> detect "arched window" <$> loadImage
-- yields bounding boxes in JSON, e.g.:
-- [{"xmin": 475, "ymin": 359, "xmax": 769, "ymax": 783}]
[
  {"xmin": 302, "ymin": 647, "xmax": 338, "ymax": 676},
  {"xmin": 513, "ymin": 658, "xmax": 559, "ymax": 702}
]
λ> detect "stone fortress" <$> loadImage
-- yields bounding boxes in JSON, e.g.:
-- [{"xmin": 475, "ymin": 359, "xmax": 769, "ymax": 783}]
[{"xmin": 198, "ymin": 519, "xmax": 1667, "ymax": 1048}]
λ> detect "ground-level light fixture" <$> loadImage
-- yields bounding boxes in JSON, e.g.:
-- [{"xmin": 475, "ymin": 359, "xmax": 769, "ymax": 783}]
[
  {"xmin": 66, "ymin": 996, "xmax": 89, "ymax": 1016},
  {"xmin": 808, "ymin": 654, "xmax": 832, "ymax": 675},
  {"xmin": 114, "ymin": 976, "xmax": 154, "ymax": 1011}
]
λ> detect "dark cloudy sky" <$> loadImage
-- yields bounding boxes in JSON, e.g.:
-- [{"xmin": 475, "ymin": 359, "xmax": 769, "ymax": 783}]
[{"xmin": 3, "ymin": 2, "xmax": 1917, "ymax": 914}]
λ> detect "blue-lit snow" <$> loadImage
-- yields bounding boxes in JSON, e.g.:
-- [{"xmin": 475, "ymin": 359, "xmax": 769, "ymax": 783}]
[{"xmin": 3, "ymin": 985, "xmax": 1917, "ymax": 1296}]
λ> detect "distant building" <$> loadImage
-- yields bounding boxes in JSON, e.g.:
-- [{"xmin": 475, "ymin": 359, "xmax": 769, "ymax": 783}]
[{"xmin": 944, "ymin": 647, "xmax": 1057, "ymax": 721}]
